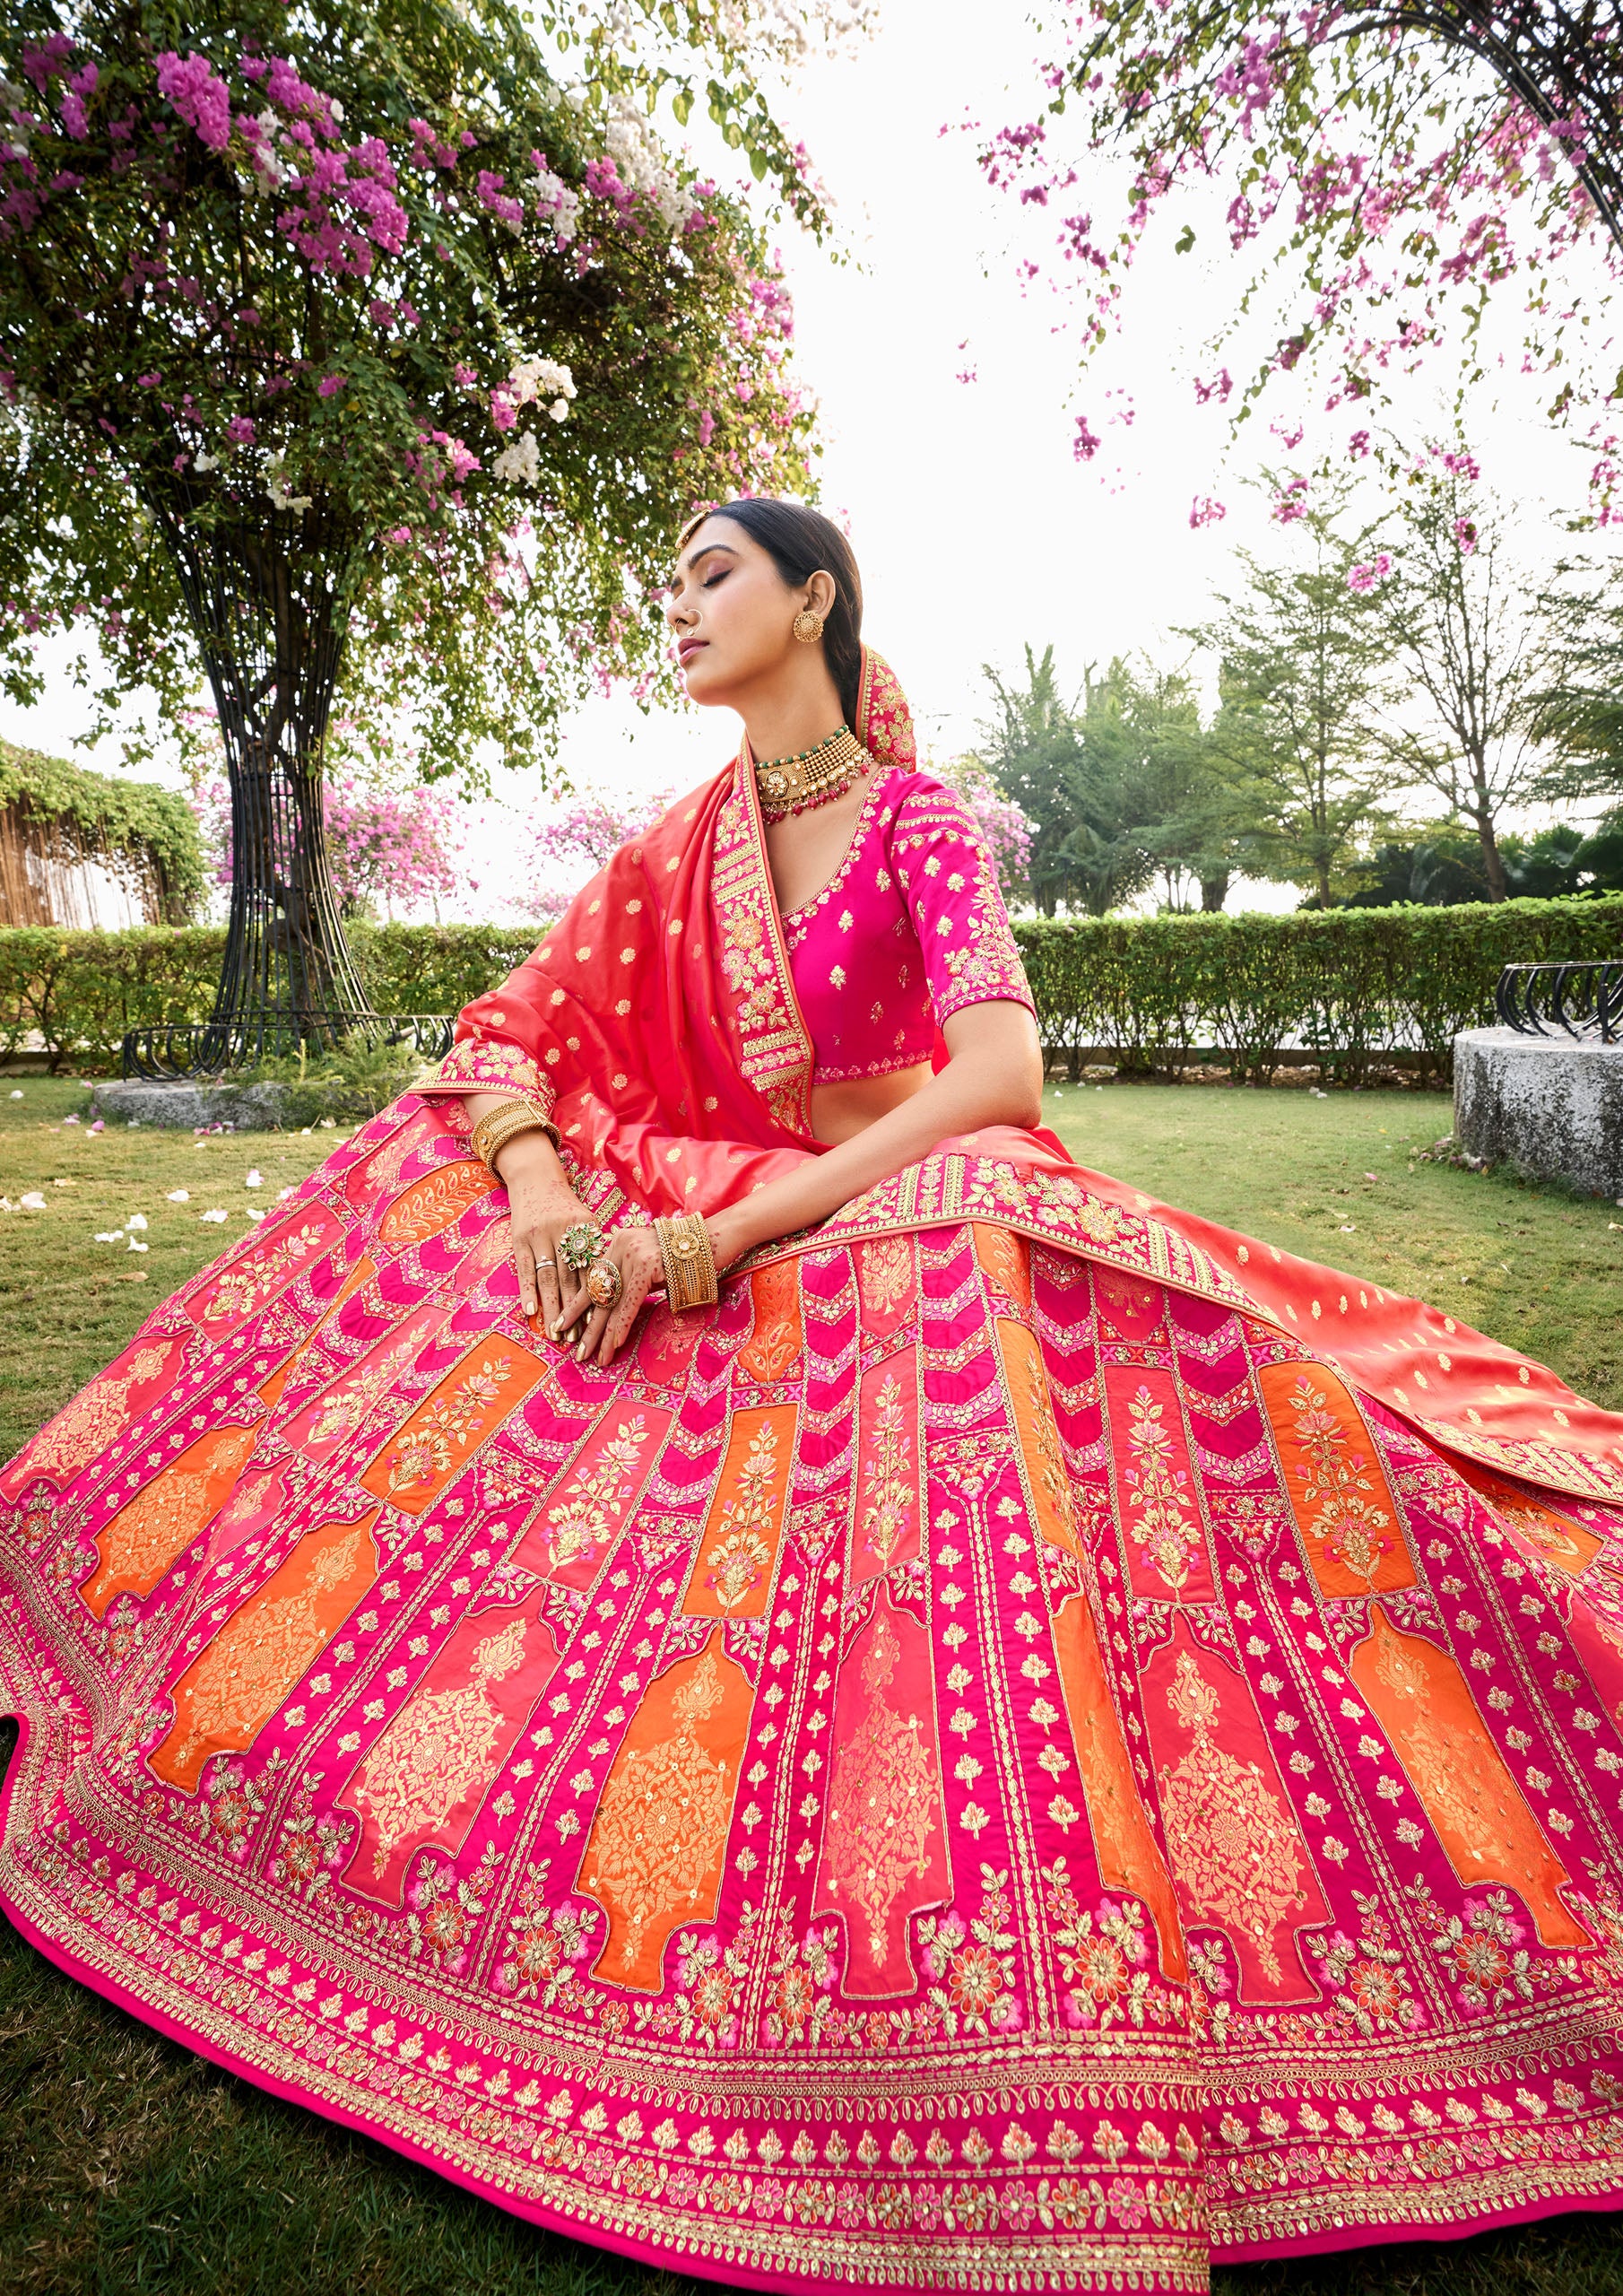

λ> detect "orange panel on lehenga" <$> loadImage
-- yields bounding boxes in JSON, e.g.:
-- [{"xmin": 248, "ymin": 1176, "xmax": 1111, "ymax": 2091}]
[
  {"xmin": 360, "ymin": 1342, "xmax": 546, "ymax": 1515},
  {"xmin": 972, "ymin": 1222, "xmax": 1032, "ymax": 1317},
  {"xmin": 183, "ymin": 1207, "xmax": 344, "ymax": 1337},
  {"xmin": 996, "ymin": 1316, "xmax": 1080, "ymax": 1556},
  {"xmin": 1453, "ymin": 1462, "xmax": 1607, "ymax": 1578},
  {"xmin": 812, "ymin": 1587, "xmax": 950, "ymax": 1996},
  {"xmin": 1104, "ymin": 1362, "xmax": 1216, "ymax": 1605},
  {"xmin": 681, "ymin": 1404, "xmax": 796, "ymax": 1617},
  {"xmin": 737, "ymin": 1259, "xmax": 804, "ymax": 1382},
  {"xmin": 3, "ymin": 1332, "xmax": 187, "ymax": 1499},
  {"xmin": 378, "ymin": 1160, "xmax": 499, "ymax": 1248},
  {"xmin": 338, "ymin": 1587, "xmax": 561, "ymax": 1904},
  {"xmin": 1141, "ymin": 1612, "xmax": 1328, "ymax": 2004},
  {"xmin": 1350, "ymin": 1603, "xmax": 1588, "ymax": 1948},
  {"xmin": 82, "ymin": 1422, "xmax": 260, "ymax": 1620},
  {"xmin": 512, "ymin": 1403, "xmax": 673, "ymax": 1591},
  {"xmin": 1259, "ymin": 1362, "xmax": 1416, "ymax": 1596},
  {"xmin": 579, "ymin": 1628, "xmax": 752, "ymax": 1991},
  {"xmin": 148, "ymin": 1509, "xmax": 381, "ymax": 1791},
  {"xmin": 851, "ymin": 1349, "xmax": 923, "ymax": 1586},
  {"xmin": 1049, "ymin": 1591, "xmax": 1185, "ymax": 1983}
]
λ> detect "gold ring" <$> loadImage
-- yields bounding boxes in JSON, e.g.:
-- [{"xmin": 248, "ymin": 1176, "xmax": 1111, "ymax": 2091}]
[{"xmin": 585, "ymin": 1258, "xmax": 623, "ymax": 1309}]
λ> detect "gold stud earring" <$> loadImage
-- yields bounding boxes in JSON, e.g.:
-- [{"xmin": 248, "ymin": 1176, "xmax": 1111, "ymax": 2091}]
[{"xmin": 792, "ymin": 608, "xmax": 824, "ymax": 644}]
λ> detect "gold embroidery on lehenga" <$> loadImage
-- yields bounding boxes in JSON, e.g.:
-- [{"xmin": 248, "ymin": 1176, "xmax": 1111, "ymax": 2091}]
[
  {"xmin": 1158, "ymin": 1648, "xmax": 1307, "ymax": 1987},
  {"xmin": 1260, "ymin": 1365, "xmax": 1414, "ymax": 1596},
  {"xmin": 378, "ymin": 1160, "xmax": 498, "ymax": 1247},
  {"xmin": 543, "ymin": 1416, "xmax": 657, "ymax": 1576},
  {"xmin": 192, "ymin": 1221, "xmax": 336, "ymax": 1327},
  {"xmin": 818, "ymin": 1612, "xmax": 938, "ymax": 1965},
  {"xmin": 151, "ymin": 1518, "xmax": 377, "ymax": 1789},
  {"xmin": 23, "ymin": 1343, "xmax": 172, "ymax": 1483},
  {"xmin": 1123, "ymin": 1385, "xmax": 1204, "ymax": 1598},
  {"xmin": 857, "ymin": 1373, "xmax": 916, "ymax": 1574},
  {"xmin": 682, "ymin": 1405, "xmax": 795, "ymax": 1620},
  {"xmin": 352, "ymin": 1615, "xmax": 530, "ymax": 1874},
  {"xmin": 858, "ymin": 1234, "xmax": 914, "ymax": 1322},
  {"xmin": 583, "ymin": 1648, "xmax": 734, "ymax": 1979},
  {"xmin": 85, "ymin": 1423, "xmax": 259, "ymax": 1616}
]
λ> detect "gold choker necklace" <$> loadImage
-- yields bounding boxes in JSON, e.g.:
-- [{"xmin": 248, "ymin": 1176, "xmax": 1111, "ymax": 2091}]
[{"xmin": 753, "ymin": 726, "xmax": 867, "ymax": 822}]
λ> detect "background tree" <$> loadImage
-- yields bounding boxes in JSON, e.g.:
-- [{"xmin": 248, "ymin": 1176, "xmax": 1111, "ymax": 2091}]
[
  {"xmin": 1194, "ymin": 494, "xmax": 1399, "ymax": 906},
  {"xmin": 1364, "ymin": 454, "xmax": 1549, "ymax": 899},
  {"xmin": 982, "ymin": 1, "xmax": 1623, "ymax": 514},
  {"xmin": 0, "ymin": 0, "xmax": 823, "ymax": 1059},
  {"xmin": 977, "ymin": 646, "xmax": 1095, "ymax": 914},
  {"xmin": 1081, "ymin": 656, "xmax": 1260, "ymax": 912}
]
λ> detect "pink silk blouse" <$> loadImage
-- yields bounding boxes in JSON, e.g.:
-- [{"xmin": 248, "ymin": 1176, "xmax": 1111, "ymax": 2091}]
[{"xmin": 782, "ymin": 766, "xmax": 1035, "ymax": 1083}]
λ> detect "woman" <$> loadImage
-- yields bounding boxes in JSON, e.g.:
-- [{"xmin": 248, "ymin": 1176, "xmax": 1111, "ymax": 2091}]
[{"xmin": 5, "ymin": 499, "xmax": 1623, "ymax": 2294}]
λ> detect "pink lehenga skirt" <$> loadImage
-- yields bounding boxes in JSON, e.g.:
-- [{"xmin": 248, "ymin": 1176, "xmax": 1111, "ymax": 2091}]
[{"xmin": 6, "ymin": 1094, "xmax": 1623, "ymax": 2294}]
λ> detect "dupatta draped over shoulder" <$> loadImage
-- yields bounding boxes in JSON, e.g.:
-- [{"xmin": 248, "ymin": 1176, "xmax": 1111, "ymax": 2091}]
[{"xmin": 10, "ymin": 647, "xmax": 1623, "ymax": 2296}]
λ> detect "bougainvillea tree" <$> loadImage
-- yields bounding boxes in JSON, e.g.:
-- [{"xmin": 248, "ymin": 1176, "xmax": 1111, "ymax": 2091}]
[
  {"xmin": 983, "ymin": 2, "xmax": 1623, "ymax": 517},
  {"xmin": 0, "ymin": 0, "xmax": 827, "ymax": 1061}
]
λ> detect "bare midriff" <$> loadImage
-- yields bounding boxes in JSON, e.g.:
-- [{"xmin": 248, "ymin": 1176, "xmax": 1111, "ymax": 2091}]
[{"xmin": 808, "ymin": 1061, "xmax": 933, "ymax": 1145}]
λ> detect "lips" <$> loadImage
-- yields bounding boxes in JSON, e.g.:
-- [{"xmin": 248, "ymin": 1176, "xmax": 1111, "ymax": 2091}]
[{"xmin": 678, "ymin": 638, "xmax": 707, "ymax": 665}]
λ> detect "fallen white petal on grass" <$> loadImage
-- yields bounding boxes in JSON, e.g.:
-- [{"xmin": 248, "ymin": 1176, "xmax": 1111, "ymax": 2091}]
[
  {"xmin": 245, "ymin": 1170, "xmax": 264, "ymax": 1187},
  {"xmin": 199, "ymin": 1208, "xmax": 229, "ymax": 1223},
  {"xmin": 19, "ymin": 1191, "xmax": 46, "ymax": 1210},
  {"xmin": 8, "ymin": 1089, "xmax": 22, "ymax": 1099},
  {"xmin": 126, "ymin": 1213, "xmax": 149, "ymax": 1231},
  {"xmin": 126, "ymin": 1238, "xmax": 149, "ymax": 1253},
  {"xmin": 165, "ymin": 1188, "xmax": 190, "ymax": 1203},
  {"xmin": 277, "ymin": 1187, "xmax": 294, "ymax": 1201},
  {"xmin": 244, "ymin": 1206, "xmax": 266, "ymax": 1222},
  {"xmin": 93, "ymin": 1231, "xmax": 124, "ymax": 1243}
]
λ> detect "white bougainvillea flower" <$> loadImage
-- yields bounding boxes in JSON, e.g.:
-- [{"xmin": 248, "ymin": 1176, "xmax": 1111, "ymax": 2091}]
[
  {"xmin": 245, "ymin": 1170, "xmax": 264, "ymax": 1188},
  {"xmin": 126, "ymin": 1213, "xmax": 149, "ymax": 1231},
  {"xmin": 166, "ymin": 1188, "xmax": 191, "ymax": 1203},
  {"xmin": 277, "ymin": 1187, "xmax": 295, "ymax": 1201},
  {"xmin": 244, "ymin": 1206, "xmax": 266, "ymax": 1222},
  {"xmin": 199, "ymin": 1208, "xmax": 229, "ymax": 1223},
  {"xmin": 8, "ymin": 1089, "xmax": 22, "ymax": 1099},
  {"xmin": 126, "ymin": 1237, "xmax": 149, "ymax": 1253},
  {"xmin": 19, "ymin": 1191, "xmax": 46, "ymax": 1210},
  {"xmin": 93, "ymin": 1231, "xmax": 124, "ymax": 1243}
]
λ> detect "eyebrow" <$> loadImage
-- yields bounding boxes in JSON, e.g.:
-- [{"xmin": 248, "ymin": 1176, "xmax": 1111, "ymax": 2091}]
[{"xmin": 669, "ymin": 540, "xmax": 737, "ymax": 589}]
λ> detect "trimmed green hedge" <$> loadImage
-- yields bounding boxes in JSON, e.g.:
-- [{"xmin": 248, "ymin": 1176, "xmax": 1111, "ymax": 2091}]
[
  {"xmin": 1018, "ymin": 898, "xmax": 1623, "ymax": 1083},
  {"xmin": 4, "ymin": 900, "xmax": 1622, "ymax": 1079}
]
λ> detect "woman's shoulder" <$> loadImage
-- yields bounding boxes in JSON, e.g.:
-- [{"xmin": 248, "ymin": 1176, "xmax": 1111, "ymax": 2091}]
[{"xmin": 886, "ymin": 770, "xmax": 985, "ymax": 847}]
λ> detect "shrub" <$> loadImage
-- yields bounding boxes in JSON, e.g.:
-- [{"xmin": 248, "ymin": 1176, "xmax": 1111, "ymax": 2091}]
[{"xmin": 4, "ymin": 899, "xmax": 1622, "ymax": 1080}]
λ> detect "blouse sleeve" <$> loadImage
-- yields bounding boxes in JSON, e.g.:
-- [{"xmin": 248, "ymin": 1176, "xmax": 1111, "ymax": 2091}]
[{"xmin": 890, "ymin": 780, "xmax": 1036, "ymax": 1026}]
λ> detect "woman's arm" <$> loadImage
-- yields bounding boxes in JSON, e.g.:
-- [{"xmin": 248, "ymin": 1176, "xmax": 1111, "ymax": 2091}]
[
  {"xmin": 707, "ymin": 997, "xmax": 1044, "ymax": 1268},
  {"xmin": 462, "ymin": 1093, "xmax": 601, "ymax": 1335}
]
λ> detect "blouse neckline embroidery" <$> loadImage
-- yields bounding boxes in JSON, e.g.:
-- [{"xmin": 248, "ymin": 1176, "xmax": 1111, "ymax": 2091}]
[{"xmin": 779, "ymin": 763, "xmax": 904, "ymax": 940}]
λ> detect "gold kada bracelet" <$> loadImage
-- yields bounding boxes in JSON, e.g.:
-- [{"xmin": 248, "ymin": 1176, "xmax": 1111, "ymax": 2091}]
[
  {"xmin": 654, "ymin": 1212, "xmax": 718, "ymax": 1311},
  {"xmin": 470, "ymin": 1096, "xmax": 561, "ymax": 1172}
]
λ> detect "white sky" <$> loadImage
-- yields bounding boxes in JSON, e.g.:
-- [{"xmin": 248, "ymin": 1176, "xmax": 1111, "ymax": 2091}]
[{"xmin": 4, "ymin": 0, "xmax": 1619, "ymax": 918}]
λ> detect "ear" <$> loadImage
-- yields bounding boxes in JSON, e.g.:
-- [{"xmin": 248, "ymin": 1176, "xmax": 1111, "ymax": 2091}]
[{"xmin": 803, "ymin": 568, "xmax": 838, "ymax": 622}]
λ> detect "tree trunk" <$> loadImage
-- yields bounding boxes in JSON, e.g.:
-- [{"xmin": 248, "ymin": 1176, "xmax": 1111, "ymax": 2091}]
[
  {"xmin": 153, "ymin": 499, "xmax": 370, "ymax": 1062},
  {"xmin": 1199, "ymin": 870, "xmax": 1230, "ymax": 912},
  {"xmin": 1474, "ymin": 808, "xmax": 1509, "ymax": 901}
]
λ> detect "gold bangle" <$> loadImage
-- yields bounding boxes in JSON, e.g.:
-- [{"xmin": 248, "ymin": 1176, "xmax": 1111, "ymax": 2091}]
[
  {"xmin": 471, "ymin": 1098, "xmax": 561, "ymax": 1171},
  {"xmin": 655, "ymin": 1212, "xmax": 717, "ymax": 1311}
]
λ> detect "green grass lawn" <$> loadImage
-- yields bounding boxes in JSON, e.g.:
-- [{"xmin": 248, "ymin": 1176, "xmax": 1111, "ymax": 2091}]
[{"xmin": 4, "ymin": 1075, "xmax": 1623, "ymax": 2295}]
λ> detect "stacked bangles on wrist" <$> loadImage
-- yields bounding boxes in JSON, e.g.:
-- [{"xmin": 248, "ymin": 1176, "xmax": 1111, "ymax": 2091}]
[
  {"xmin": 470, "ymin": 1094, "xmax": 562, "ymax": 1171},
  {"xmin": 655, "ymin": 1212, "xmax": 719, "ymax": 1311}
]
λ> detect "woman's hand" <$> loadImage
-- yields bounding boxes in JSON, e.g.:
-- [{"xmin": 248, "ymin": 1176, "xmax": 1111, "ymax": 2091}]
[
  {"xmin": 491, "ymin": 1131, "xmax": 590, "ymax": 1335},
  {"xmin": 560, "ymin": 1224, "xmax": 665, "ymax": 1369}
]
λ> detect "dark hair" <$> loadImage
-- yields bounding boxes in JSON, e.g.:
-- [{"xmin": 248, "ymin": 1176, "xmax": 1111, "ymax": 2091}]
[{"xmin": 691, "ymin": 498, "xmax": 864, "ymax": 729}]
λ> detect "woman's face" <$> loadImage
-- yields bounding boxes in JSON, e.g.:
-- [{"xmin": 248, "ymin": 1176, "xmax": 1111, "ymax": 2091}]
[{"xmin": 664, "ymin": 516, "xmax": 823, "ymax": 709}]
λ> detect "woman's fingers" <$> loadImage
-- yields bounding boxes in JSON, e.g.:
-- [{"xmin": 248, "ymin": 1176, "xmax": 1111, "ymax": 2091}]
[
  {"xmin": 512, "ymin": 1231, "xmax": 540, "ymax": 1320},
  {"xmin": 533, "ymin": 1239, "xmax": 564, "ymax": 1335}
]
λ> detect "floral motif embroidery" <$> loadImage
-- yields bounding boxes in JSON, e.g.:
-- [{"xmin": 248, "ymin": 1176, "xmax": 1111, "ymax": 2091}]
[
  {"xmin": 351, "ymin": 1615, "xmax": 531, "ymax": 1874},
  {"xmin": 1158, "ymin": 1648, "xmax": 1308, "ymax": 1987},
  {"xmin": 857, "ymin": 1374, "xmax": 916, "ymax": 1574},
  {"xmin": 917, "ymin": 1867, "xmax": 1023, "ymax": 2039},
  {"xmin": 1041, "ymin": 1859, "xmax": 1164, "ymax": 2031},
  {"xmin": 818, "ymin": 1611, "xmax": 939, "ymax": 1968},
  {"xmin": 380, "ymin": 1355, "xmax": 515, "ymax": 1500},
  {"xmin": 1123, "ymin": 1386, "xmax": 1205, "ymax": 1597},
  {"xmin": 700, "ymin": 1420, "xmax": 781, "ymax": 1610}
]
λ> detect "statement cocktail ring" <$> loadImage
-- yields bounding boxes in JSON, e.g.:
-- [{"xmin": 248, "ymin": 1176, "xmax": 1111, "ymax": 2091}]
[
  {"xmin": 558, "ymin": 1220, "xmax": 606, "ymax": 1275},
  {"xmin": 585, "ymin": 1258, "xmax": 624, "ymax": 1310}
]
